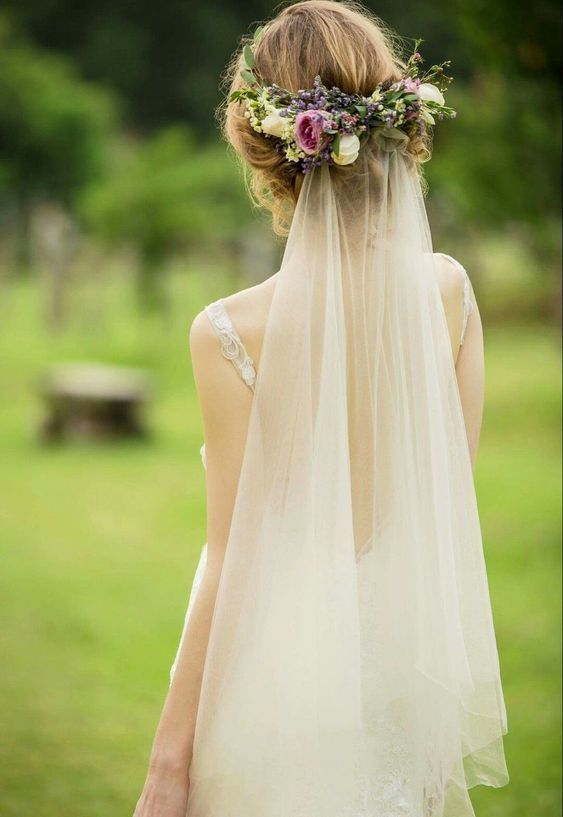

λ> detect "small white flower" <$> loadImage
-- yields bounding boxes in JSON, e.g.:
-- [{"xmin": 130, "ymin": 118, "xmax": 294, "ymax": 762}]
[
  {"xmin": 261, "ymin": 109, "xmax": 286, "ymax": 138},
  {"xmin": 285, "ymin": 142, "xmax": 303, "ymax": 163},
  {"xmin": 332, "ymin": 133, "xmax": 361, "ymax": 166},
  {"xmin": 418, "ymin": 83, "xmax": 445, "ymax": 105}
]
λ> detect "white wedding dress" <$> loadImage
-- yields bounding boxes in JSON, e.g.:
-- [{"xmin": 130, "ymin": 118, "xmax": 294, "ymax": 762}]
[
  {"xmin": 164, "ymin": 133, "xmax": 507, "ymax": 817},
  {"xmin": 169, "ymin": 252, "xmax": 476, "ymax": 816}
]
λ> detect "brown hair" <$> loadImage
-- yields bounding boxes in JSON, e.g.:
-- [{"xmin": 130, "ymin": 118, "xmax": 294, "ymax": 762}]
[{"xmin": 220, "ymin": 0, "xmax": 429, "ymax": 234}]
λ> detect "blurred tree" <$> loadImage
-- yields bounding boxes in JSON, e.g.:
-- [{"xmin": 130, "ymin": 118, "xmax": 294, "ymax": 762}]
[
  {"xmin": 0, "ymin": 20, "xmax": 116, "ymax": 271},
  {"xmin": 428, "ymin": 74, "xmax": 560, "ymax": 233},
  {"xmin": 0, "ymin": 0, "xmax": 274, "ymax": 134},
  {"xmin": 81, "ymin": 126, "xmax": 252, "ymax": 309}
]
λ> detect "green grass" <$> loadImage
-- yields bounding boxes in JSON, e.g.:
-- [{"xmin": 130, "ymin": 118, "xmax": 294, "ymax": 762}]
[{"xmin": 0, "ymin": 273, "xmax": 560, "ymax": 817}]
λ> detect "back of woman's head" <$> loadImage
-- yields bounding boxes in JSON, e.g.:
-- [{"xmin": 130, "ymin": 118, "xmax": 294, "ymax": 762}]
[{"xmin": 221, "ymin": 0, "xmax": 427, "ymax": 233}]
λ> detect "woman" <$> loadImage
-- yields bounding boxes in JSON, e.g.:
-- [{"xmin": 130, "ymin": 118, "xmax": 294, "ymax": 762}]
[{"xmin": 134, "ymin": 2, "xmax": 508, "ymax": 815}]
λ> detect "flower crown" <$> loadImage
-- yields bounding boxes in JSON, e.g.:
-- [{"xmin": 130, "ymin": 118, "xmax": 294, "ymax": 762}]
[{"xmin": 230, "ymin": 33, "xmax": 456, "ymax": 173}]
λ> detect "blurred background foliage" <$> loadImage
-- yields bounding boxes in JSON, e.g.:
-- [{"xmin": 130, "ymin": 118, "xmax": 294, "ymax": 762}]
[
  {"xmin": 0, "ymin": 1, "xmax": 560, "ymax": 816},
  {"xmin": 0, "ymin": 0, "xmax": 561, "ymax": 310}
]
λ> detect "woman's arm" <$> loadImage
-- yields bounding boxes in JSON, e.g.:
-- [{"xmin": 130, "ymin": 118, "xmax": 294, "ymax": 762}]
[
  {"xmin": 133, "ymin": 310, "xmax": 253, "ymax": 815},
  {"xmin": 454, "ymin": 280, "xmax": 485, "ymax": 470},
  {"xmin": 132, "ymin": 564, "xmax": 221, "ymax": 816}
]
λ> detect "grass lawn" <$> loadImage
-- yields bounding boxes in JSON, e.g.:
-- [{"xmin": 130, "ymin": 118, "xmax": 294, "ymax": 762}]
[{"xmin": 0, "ymin": 273, "xmax": 560, "ymax": 817}]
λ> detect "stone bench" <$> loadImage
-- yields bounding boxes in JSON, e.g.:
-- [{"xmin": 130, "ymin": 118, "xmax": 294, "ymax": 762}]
[{"xmin": 40, "ymin": 363, "xmax": 151, "ymax": 442}]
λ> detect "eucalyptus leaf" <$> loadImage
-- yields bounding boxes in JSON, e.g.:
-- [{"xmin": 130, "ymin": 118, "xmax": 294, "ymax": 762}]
[
  {"xmin": 253, "ymin": 26, "xmax": 264, "ymax": 43},
  {"xmin": 332, "ymin": 133, "xmax": 341, "ymax": 157},
  {"xmin": 244, "ymin": 45, "xmax": 255, "ymax": 69},
  {"xmin": 240, "ymin": 69, "xmax": 255, "ymax": 85}
]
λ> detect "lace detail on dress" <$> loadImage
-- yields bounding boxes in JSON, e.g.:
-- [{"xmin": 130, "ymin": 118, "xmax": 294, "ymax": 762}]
[
  {"xmin": 459, "ymin": 270, "xmax": 474, "ymax": 346},
  {"xmin": 205, "ymin": 299, "xmax": 257, "ymax": 389},
  {"xmin": 437, "ymin": 253, "xmax": 474, "ymax": 346},
  {"xmin": 199, "ymin": 300, "xmax": 256, "ymax": 469}
]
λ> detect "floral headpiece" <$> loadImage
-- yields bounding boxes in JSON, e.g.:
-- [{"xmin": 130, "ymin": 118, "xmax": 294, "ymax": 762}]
[{"xmin": 230, "ymin": 33, "xmax": 456, "ymax": 173}]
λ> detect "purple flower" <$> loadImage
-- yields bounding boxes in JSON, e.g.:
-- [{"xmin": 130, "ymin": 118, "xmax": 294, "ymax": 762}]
[
  {"xmin": 403, "ymin": 78, "xmax": 420, "ymax": 93},
  {"xmin": 294, "ymin": 110, "xmax": 330, "ymax": 155}
]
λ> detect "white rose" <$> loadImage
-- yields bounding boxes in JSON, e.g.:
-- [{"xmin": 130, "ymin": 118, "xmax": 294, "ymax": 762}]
[
  {"xmin": 417, "ymin": 83, "xmax": 445, "ymax": 106},
  {"xmin": 261, "ymin": 110, "xmax": 286, "ymax": 138},
  {"xmin": 332, "ymin": 133, "xmax": 361, "ymax": 166}
]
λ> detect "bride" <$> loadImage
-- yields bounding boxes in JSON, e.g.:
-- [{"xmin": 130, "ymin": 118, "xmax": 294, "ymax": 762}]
[{"xmin": 133, "ymin": 2, "xmax": 508, "ymax": 815}]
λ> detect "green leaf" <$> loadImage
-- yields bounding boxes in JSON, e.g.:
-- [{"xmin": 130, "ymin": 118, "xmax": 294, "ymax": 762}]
[
  {"xmin": 244, "ymin": 45, "xmax": 255, "ymax": 69},
  {"xmin": 332, "ymin": 133, "xmax": 341, "ymax": 156},
  {"xmin": 240, "ymin": 69, "xmax": 255, "ymax": 85},
  {"xmin": 253, "ymin": 26, "xmax": 264, "ymax": 43},
  {"xmin": 355, "ymin": 104, "xmax": 367, "ymax": 117}
]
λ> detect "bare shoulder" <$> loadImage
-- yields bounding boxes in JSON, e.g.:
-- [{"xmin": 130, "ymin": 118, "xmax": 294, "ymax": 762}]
[
  {"xmin": 189, "ymin": 272, "xmax": 277, "ymax": 394},
  {"xmin": 432, "ymin": 252, "xmax": 470, "ymax": 359},
  {"xmin": 189, "ymin": 275, "xmax": 277, "ymax": 484},
  {"xmin": 432, "ymin": 252, "xmax": 467, "ymax": 308},
  {"xmin": 220, "ymin": 273, "xmax": 278, "ymax": 362},
  {"xmin": 189, "ymin": 307, "xmax": 216, "ymax": 354},
  {"xmin": 188, "ymin": 305, "xmax": 224, "ymax": 395},
  {"xmin": 191, "ymin": 272, "xmax": 273, "ymax": 339}
]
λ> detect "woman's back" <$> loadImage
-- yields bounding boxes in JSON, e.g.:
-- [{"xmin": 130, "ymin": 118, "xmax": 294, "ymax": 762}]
[
  {"xmin": 185, "ymin": 243, "xmax": 498, "ymax": 816},
  {"xmin": 190, "ymin": 251, "xmax": 482, "ymax": 550}
]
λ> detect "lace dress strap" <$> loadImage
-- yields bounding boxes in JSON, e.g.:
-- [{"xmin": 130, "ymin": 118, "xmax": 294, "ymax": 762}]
[
  {"xmin": 204, "ymin": 299, "xmax": 257, "ymax": 391},
  {"xmin": 438, "ymin": 253, "xmax": 474, "ymax": 346}
]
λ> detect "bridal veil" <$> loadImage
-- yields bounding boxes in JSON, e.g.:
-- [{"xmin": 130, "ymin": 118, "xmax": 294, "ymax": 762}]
[{"xmin": 186, "ymin": 130, "xmax": 508, "ymax": 817}]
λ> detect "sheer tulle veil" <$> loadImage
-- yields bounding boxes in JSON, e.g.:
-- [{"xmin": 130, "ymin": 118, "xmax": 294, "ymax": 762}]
[{"xmin": 186, "ymin": 130, "xmax": 508, "ymax": 816}]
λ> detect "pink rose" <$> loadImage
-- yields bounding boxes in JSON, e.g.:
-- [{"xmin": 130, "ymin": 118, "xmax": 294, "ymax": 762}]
[{"xmin": 294, "ymin": 110, "xmax": 330, "ymax": 155}]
